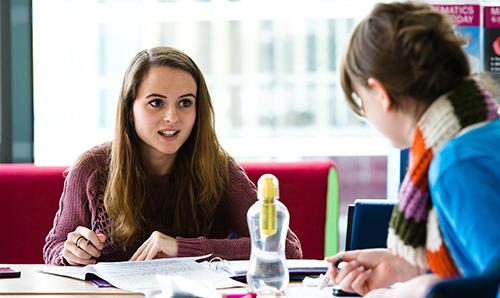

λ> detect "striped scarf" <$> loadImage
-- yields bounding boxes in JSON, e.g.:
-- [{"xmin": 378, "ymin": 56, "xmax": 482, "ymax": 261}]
[{"xmin": 386, "ymin": 79, "xmax": 499, "ymax": 277}]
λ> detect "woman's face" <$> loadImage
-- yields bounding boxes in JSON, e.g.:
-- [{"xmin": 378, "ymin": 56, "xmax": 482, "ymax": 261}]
[
  {"xmin": 132, "ymin": 66, "xmax": 197, "ymax": 167},
  {"xmin": 352, "ymin": 80, "xmax": 414, "ymax": 149}
]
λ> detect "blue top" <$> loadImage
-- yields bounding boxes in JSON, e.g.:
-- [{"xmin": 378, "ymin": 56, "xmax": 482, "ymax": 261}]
[{"xmin": 429, "ymin": 117, "xmax": 500, "ymax": 277}]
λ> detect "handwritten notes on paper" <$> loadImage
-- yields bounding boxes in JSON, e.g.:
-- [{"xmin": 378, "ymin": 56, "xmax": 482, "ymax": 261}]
[{"xmin": 39, "ymin": 256, "xmax": 244, "ymax": 294}]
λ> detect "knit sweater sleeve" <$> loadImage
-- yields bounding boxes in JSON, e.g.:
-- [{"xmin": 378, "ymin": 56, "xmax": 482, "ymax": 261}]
[
  {"xmin": 176, "ymin": 161, "xmax": 303, "ymax": 260},
  {"xmin": 43, "ymin": 147, "xmax": 106, "ymax": 265}
]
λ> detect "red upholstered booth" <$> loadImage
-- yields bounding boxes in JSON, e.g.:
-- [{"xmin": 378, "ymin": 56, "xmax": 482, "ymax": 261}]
[
  {"xmin": 0, "ymin": 164, "xmax": 68, "ymax": 264},
  {"xmin": 0, "ymin": 160, "xmax": 339, "ymax": 264}
]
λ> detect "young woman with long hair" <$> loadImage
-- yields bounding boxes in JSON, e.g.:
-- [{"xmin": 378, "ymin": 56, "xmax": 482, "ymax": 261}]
[{"xmin": 44, "ymin": 46, "xmax": 302, "ymax": 265}]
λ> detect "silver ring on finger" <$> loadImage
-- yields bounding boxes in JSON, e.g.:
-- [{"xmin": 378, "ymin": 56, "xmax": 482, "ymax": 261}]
[{"xmin": 75, "ymin": 236, "xmax": 85, "ymax": 249}]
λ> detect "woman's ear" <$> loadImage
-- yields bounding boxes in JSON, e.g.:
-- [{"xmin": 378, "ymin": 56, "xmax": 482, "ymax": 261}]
[{"xmin": 367, "ymin": 78, "xmax": 392, "ymax": 112}]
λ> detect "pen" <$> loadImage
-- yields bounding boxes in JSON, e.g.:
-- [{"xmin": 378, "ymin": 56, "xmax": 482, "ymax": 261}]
[
  {"xmin": 87, "ymin": 221, "xmax": 99, "ymax": 246},
  {"xmin": 318, "ymin": 256, "xmax": 343, "ymax": 290}
]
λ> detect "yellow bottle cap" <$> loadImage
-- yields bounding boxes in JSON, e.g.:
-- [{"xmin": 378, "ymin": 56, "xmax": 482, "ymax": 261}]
[{"xmin": 258, "ymin": 174, "xmax": 279, "ymax": 199}]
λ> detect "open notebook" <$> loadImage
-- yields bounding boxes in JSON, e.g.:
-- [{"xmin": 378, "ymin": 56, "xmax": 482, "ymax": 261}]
[{"xmin": 39, "ymin": 256, "xmax": 243, "ymax": 294}]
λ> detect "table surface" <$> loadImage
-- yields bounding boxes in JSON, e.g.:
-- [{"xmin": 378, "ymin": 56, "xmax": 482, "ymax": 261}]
[{"xmin": 1, "ymin": 264, "xmax": 330, "ymax": 298}]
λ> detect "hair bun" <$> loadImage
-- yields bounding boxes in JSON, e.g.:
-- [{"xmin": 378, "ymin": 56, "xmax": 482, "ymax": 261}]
[{"xmin": 340, "ymin": 2, "xmax": 470, "ymax": 112}]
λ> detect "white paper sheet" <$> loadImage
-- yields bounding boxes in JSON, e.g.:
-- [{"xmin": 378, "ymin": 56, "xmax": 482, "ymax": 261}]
[{"xmin": 284, "ymin": 286, "xmax": 334, "ymax": 298}]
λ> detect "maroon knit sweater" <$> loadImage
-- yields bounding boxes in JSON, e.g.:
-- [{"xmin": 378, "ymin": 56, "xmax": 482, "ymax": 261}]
[{"xmin": 43, "ymin": 145, "xmax": 302, "ymax": 265}]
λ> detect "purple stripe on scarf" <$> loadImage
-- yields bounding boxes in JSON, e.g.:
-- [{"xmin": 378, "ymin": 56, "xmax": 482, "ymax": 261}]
[
  {"xmin": 398, "ymin": 176, "xmax": 429, "ymax": 222},
  {"xmin": 474, "ymin": 81, "xmax": 499, "ymax": 120}
]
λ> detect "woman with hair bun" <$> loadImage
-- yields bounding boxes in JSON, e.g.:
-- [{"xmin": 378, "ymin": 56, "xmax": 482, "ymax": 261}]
[{"xmin": 326, "ymin": 2, "xmax": 500, "ymax": 297}]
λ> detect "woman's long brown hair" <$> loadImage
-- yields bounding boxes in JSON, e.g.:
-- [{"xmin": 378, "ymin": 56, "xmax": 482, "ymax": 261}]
[{"xmin": 105, "ymin": 46, "xmax": 231, "ymax": 250}]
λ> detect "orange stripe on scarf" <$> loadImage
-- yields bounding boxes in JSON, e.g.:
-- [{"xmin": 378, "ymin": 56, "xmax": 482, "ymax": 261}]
[
  {"xmin": 427, "ymin": 245, "xmax": 459, "ymax": 277},
  {"xmin": 409, "ymin": 127, "xmax": 433, "ymax": 192}
]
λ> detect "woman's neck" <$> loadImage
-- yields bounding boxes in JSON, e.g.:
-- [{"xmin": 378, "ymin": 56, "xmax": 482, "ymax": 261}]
[
  {"xmin": 142, "ymin": 151, "xmax": 176, "ymax": 177},
  {"xmin": 397, "ymin": 95, "xmax": 432, "ymax": 148}
]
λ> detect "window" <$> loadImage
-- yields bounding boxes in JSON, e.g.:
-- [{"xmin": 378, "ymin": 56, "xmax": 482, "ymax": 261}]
[{"xmin": 32, "ymin": 0, "xmax": 388, "ymax": 166}]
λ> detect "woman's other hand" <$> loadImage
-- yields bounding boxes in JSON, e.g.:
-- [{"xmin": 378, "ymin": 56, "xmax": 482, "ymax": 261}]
[
  {"xmin": 325, "ymin": 248, "xmax": 419, "ymax": 296},
  {"xmin": 130, "ymin": 231, "xmax": 178, "ymax": 261},
  {"xmin": 62, "ymin": 226, "xmax": 107, "ymax": 265}
]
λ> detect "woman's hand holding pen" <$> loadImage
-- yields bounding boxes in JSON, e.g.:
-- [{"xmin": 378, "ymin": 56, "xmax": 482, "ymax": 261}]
[
  {"xmin": 325, "ymin": 248, "xmax": 418, "ymax": 296},
  {"xmin": 129, "ymin": 231, "xmax": 178, "ymax": 261},
  {"xmin": 62, "ymin": 224, "xmax": 106, "ymax": 265}
]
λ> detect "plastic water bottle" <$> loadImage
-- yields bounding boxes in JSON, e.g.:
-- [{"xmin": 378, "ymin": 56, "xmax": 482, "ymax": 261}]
[{"xmin": 246, "ymin": 174, "xmax": 289, "ymax": 294}]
